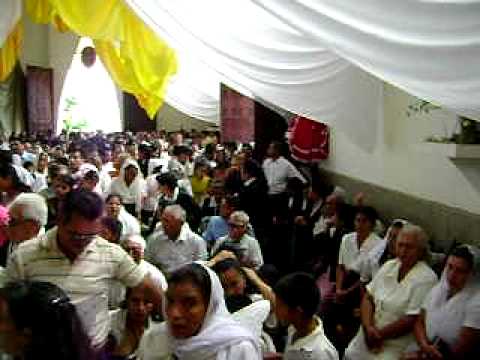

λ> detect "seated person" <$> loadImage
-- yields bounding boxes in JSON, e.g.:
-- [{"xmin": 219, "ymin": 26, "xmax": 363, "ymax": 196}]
[
  {"xmin": 105, "ymin": 194, "xmax": 141, "ymax": 241},
  {"xmin": 403, "ymin": 245, "xmax": 480, "ymax": 360},
  {"xmin": 344, "ymin": 224, "xmax": 438, "ymax": 360},
  {"xmin": 274, "ymin": 272, "xmax": 339, "ymax": 360},
  {"xmin": 109, "ymin": 285, "xmax": 155, "ymax": 360},
  {"xmin": 79, "ymin": 169, "xmax": 99, "ymax": 193},
  {"xmin": 137, "ymin": 263, "xmax": 261, "ymax": 360},
  {"xmin": 211, "ymin": 211, "xmax": 263, "ymax": 269},
  {"xmin": 203, "ymin": 194, "xmax": 241, "ymax": 249}
]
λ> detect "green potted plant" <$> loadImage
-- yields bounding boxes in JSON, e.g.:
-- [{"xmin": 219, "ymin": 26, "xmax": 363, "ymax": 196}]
[{"xmin": 407, "ymin": 99, "xmax": 479, "ymax": 144}]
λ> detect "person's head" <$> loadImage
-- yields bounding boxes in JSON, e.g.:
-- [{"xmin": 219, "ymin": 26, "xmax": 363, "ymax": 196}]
[
  {"xmin": 219, "ymin": 195, "xmax": 240, "ymax": 219},
  {"xmin": 385, "ymin": 220, "xmax": 407, "ymax": 257},
  {"xmin": 166, "ymin": 263, "xmax": 211, "ymax": 338},
  {"xmin": 156, "ymin": 173, "xmax": 177, "ymax": 196},
  {"xmin": 273, "ymin": 272, "xmax": 320, "ymax": 326},
  {"xmin": 161, "ymin": 205, "xmax": 186, "ymax": 240},
  {"xmin": 53, "ymin": 174, "xmax": 75, "ymax": 199},
  {"xmin": 100, "ymin": 217, "xmax": 122, "ymax": 243},
  {"xmin": 0, "ymin": 281, "xmax": 93, "ymax": 360},
  {"xmin": 23, "ymin": 161, "xmax": 35, "ymax": 174},
  {"xmin": 123, "ymin": 164, "xmax": 138, "ymax": 185},
  {"xmin": 56, "ymin": 190, "xmax": 104, "ymax": 260},
  {"xmin": 10, "ymin": 140, "xmax": 23, "ymax": 155},
  {"xmin": 69, "ymin": 150, "xmax": 84, "ymax": 172},
  {"xmin": 445, "ymin": 245, "xmax": 476, "ymax": 295},
  {"xmin": 172, "ymin": 145, "xmax": 189, "ymax": 164},
  {"xmin": 211, "ymin": 258, "xmax": 247, "ymax": 298},
  {"xmin": 228, "ymin": 211, "xmax": 249, "ymax": 241},
  {"xmin": 105, "ymin": 194, "xmax": 122, "ymax": 218},
  {"xmin": 37, "ymin": 153, "xmax": 48, "ymax": 172},
  {"xmin": 47, "ymin": 163, "xmax": 69, "ymax": 186},
  {"xmin": 124, "ymin": 285, "xmax": 153, "ymax": 325},
  {"xmin": 122, "ymin": 234, "xmax": 146, "ymax": 263},
  {"xmin": 0, "ymin": 164, "xmax": 29, "ymax": 193},
  {"xmin": 241, "ymin": 158, "xmax": 262, "ymax": 181},
  {"xmin": 354, "ymin": 206, "xmax": 377, "ymax": 236},
  {"xmin": 266, "ymin": 141, "xmax": 282, "ymax": 159},
  {"xmin": 7, "ymin": 194, "xmax": 47, "ymax": 244},
  {"xmin": 80, "ymin": 170, "xmax": 99, "ymax": 192},
  {"xmin": 230, "ymin": 154, "xmax": 245, "ymax": 170},
  {"xmin": 396, "ymin": 224, "xmax": 429, "ymax": 270}
]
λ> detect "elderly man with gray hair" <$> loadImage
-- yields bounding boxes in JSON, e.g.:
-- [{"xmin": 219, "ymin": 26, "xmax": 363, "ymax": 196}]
[
  {"xmin": 145, "ymin": 204, "xmax": 207, "ymax": 274},
  {"xmin": 0, "ymin": 193, "xmax": 47, "ymax": 267},
  {"xmin": 210, "ymin": 211, "xmax": 264, "ymax": 269}
]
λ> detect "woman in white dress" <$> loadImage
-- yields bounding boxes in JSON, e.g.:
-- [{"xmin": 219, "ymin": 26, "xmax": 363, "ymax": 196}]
[
  {"xmin": 138, "ymin": 262, "xmax": 261, "ymax": 360},
  {"xmin": 344, "ymin": 224, "xmax": 438, "ymax": 360},
  {"xmin": 110, "ymin": 159, "xmax": 145, "ymax": 217},
  {"xmin": 403, "ymin": 244, "xmax": 480, "ymax": 360}
]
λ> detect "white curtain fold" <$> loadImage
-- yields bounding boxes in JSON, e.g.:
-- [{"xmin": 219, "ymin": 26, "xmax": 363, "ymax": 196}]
[
  {"xmin": 126, "ymin": 0, "xmax": 382, "ymax": 149},
  {"xmin": 253, "ymin": 0, "xmax": 480, "ymax": 120},
  {"xmin": 0, "ymin": 0, "xmax": 21, "ymax": 46}
]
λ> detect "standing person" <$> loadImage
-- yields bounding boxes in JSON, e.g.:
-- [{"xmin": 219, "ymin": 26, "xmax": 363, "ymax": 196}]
[
  {"xmin": 262, "ymin": 141, "xmax": 307, "ymax": 216},
  {"xmin": 138, "ymin": 263, "xmax": 262, "ymax": 360},
  {"xmin": 5, "ymin": 190, "xmax": 163, "ymax": 353},
  {"xmin": 274, "ymin": 272, "xmax": 339, "ymax": 360},
  {"xmin": 0, "ymin": 280, "xmax": 95, "ymax": 360},
  {"xmin": 110, "ymin": 159, "xmax": 146, "ymax": 218}
]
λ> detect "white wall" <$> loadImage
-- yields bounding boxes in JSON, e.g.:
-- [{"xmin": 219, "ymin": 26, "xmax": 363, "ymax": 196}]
[{"xmin": 322, "ymin": 82, "xmax": 480, "ymax": 215}]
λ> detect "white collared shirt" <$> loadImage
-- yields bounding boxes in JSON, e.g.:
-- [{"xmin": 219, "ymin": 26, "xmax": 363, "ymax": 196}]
[
  {"xmin": 145, "ymin": 223, "xmax": 208, "ymax": 274},
  {"xmin": 262, "ymin": 156, "xmax": 306, "ymax": 195},
  {"xmin": 338, "ymin": 231, "xmax": 381, "ymax": 272},
  {"xmin": 6, "ymin": 228, "xmax": 147, "ymax": 347},
  {"xmin": 284, "ymin": 316, "xmax": 339, "ymax": 360}
]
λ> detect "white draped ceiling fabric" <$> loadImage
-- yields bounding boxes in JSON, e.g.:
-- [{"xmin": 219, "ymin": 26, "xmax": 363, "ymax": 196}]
[
  {"xmin": 0, "ymin": 1, "xmax": 21, "ymax": 47},
  {"xmin": 126, "ymin": 0, "xmax": 382, "ymax": 149}
]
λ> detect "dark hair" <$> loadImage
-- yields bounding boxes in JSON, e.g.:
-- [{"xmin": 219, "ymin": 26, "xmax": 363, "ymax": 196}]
[
  {"xmin": 274, "ymin": 272, "xmax": 320, "ymax": 318},
  {"xmin": 0, "ymin": 281, "xmax": 94, "ymax": 360},
  {"xmin": 23, "ymin": 161, "xmax": 34, "ymax": 170},
  {"xmin": 169, "ymin": 263, "xmax": 211, "ymax": 306},
  {"xmin": 0, "ymin": 163, "xmax": 32, "ymax": 193},
  {"xmin": 106, "ymin": 193, "xmax": 123, "ymax": 205},
  {"xmin": 450, "ymin": 246, "xmax": 474, "ymax": 271},
  {"xmin": 355, "ymin": 206, "xmax": 378, "ymax": 225},
  {"xmin": 83, "ymin": 170, "xmax": 99, "ymax": 182},
  {"xmin": 100, "ymin": 217, "xmax": 123, "ymax": 243},
  {"xmin": 60, "ymin": 190, "xmax": 104, "ymax": 223},
  {"xmin": 156, "ymin": 172, "xmax": 177, "ymax": 190},
  {"xmin": 55, "ymin": 174, "xmax": 76, "ymax": 188}
]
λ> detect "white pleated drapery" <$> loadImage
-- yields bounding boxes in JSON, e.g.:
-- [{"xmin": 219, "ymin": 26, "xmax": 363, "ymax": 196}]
[{"xmin": 126, "ymin": 0, "xmax": 383, "ymax": 149}]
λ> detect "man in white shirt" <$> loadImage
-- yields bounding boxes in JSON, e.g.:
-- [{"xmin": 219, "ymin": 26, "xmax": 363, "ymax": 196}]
[
  {"xmin": 262, "ymin": 141, "xmax": 307, "ymax": 195},
  {"xmin": 145, "ymin": 204, "xmax": 207, "ymax": 274}
]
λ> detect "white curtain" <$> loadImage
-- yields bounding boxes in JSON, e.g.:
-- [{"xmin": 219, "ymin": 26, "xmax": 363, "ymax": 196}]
[
  {"xmin": 253, "ymin": 0, "xmax": 480, "ymax": 121},
  {"xmin": 0, "ymin": 0, "xmax": 21, "ymax": 46},
  {"xmin": 126, "ymin": 0, "xmax": 382, "ymax": 149}
]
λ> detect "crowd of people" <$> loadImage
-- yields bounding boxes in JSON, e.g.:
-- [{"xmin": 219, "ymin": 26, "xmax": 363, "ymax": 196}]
[{"xmin": 0, "ymin": 129, "xmax": 478, "ymax": 360}]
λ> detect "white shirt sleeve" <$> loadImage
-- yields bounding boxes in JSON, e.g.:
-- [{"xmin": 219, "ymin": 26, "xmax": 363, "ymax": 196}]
[
  {"xmin": 216, "ymin": 340, "xmax": 261, "ymax": 360},
  {"xmin": 464, "ymin": 293, "xmax": 480, "ymax": 329}
]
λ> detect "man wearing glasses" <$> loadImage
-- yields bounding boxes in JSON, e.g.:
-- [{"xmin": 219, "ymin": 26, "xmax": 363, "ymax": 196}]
[
  {"xmin": 210, "ymin": 211, "xmax": 264, "ymax": 270},
  {"xmin": 6, "ymin": 190, "xmax": 163, "ymax": 356}
]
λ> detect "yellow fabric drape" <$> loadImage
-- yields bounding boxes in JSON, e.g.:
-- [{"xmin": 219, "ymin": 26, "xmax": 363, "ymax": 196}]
[
  {"xmin": 0, "ymin": 22, "xmax": 23, "ymax": 82},
  {"xmin": 25, "ymin": 0, "xmax": 178, "ymax": 118}
]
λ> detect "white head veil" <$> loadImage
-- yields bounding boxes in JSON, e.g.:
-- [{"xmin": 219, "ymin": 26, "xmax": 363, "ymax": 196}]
[
  {"xmin": 422, "ymin": 244, "xmax": 480, "ymax": 346},
  {"xmin": 165, "ymin": 263, "xmax": 260, "ymax": 360},
  {"xmin": 117, "ymin": 159, "xmax": 144, "ymax": 213}
]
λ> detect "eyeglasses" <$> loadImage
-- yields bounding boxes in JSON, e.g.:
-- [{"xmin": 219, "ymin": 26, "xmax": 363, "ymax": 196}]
[
  {"xmin": 228, "ymin": 223, "xmax": 245, "ymax": 229},
  {"xmin": 68, "ymin": 230, "xmax": 97, "ymax": 243}
]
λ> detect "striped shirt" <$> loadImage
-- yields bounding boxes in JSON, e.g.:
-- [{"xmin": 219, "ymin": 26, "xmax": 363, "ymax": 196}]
[{"xmin": 6, "ymin": 227, "xmax": 146, "ymax": 347}]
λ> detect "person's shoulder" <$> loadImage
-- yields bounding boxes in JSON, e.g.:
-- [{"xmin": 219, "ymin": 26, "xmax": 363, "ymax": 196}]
[
  {"xmin": 412, "ymin": 261, "xmax": 438, "ymax": 283},
  {"xmin": 341, "ymin": 231, "xmax": 356, "ymax": 243}
]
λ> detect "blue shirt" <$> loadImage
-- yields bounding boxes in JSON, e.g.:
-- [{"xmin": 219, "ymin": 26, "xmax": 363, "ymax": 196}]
[{"xmin": 203, "ymin": 216, "xmax": 229, "ymax": 244}]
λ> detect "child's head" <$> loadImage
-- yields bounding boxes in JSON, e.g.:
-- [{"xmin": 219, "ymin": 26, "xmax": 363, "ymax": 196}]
[
  {"xmin": 23, "ymin": 161, "xmax": 35, "ymax": 174},
  {"xmin": 273, "ymin": 272, "xmax": 320, "ymax": 325},
  {"xmin": 53, "ymin": 174, "xmax": 75, "ymax": 199},
  {"xmin": 80, "ymin": 170, "xmax": 99, "ymax": 192}
]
